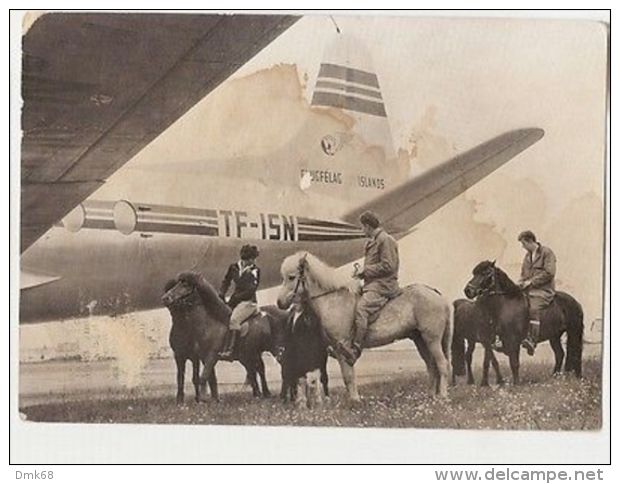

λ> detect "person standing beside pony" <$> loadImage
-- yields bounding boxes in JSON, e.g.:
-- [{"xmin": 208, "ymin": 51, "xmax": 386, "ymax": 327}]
[
  {"xmin": 218, "ymin": 244, "xmax": 261, "ymax": 361},
  {"xmin": 339, "ymin": 210, "xmax": 400, "ymax": 365},
  {"xmin": 517, "ymin": 230, "xmax": 557, "ymax": 355}
]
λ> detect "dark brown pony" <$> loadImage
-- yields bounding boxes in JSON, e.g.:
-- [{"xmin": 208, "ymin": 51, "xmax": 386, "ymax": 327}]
[
  {"xmin": 464, "ymin": 261, "xmax": 583, "ymax": 384},
  {"xmin": 162, "ymin": 272, "xmax": 288, "ymax": 402},
  {"xmin": 451, "ymin": 299, "xmax": 503, "ymax": 386},
  {"xmin": 164, "ymin": 277, "xmax": 219, "ymax": 404}
]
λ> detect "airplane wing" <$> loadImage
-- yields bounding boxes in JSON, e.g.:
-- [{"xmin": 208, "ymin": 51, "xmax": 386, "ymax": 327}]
[
  {"xmin": 20, "ymin": 12, "xmax": 299, "ymax": 253},
  {"xmin": 341, "ymin": 128, "xmax": 544, "ymax": 233}
]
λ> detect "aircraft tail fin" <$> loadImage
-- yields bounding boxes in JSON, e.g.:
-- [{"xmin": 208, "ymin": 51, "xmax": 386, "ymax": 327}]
[{"xmin": 310, "ymin": 34, "xmax": 397, "ymax": 164}]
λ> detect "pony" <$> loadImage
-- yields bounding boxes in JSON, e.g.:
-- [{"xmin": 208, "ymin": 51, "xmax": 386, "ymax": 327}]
[
  {"xmin": 164, "ymin": 277, "xmax": 219, "ymax": 404},
  {"xmin": 277, "ymin": 252, "xmax": 453, "ymax": 400},
  {"xmin": 464, "ymin": 260, "xmax": 583, "ymax": 384},
  {"xmin": 162, "ymin": 272, "xmax": 288, "ymax": 402},
  {"xmin": 451, "ymin": 298, "xmax": 503, "ymax": 386},
  {"xmin": 279, "ymin": 302, "xmax": 329, "ymax": 408}
]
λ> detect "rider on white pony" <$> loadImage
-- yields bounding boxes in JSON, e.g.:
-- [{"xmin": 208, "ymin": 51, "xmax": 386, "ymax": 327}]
[{"xmin": 339, "ymin": 211, "xmax": 400, "ymax": 365}]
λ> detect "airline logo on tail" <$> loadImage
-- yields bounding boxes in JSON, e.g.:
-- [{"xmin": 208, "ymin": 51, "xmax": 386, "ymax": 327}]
[{"xmin": 312, "ymin": 63, "xmax": 387, "ymax": 118}]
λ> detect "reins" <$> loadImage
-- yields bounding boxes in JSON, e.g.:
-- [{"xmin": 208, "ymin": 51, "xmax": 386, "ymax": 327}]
[
  {"xmin": 476, "ymin": 267, "xmax": 524, "ymax": 299},
  {"xmin": 292, "ymin": 255, "xmax": 349, "ymax": 354}
]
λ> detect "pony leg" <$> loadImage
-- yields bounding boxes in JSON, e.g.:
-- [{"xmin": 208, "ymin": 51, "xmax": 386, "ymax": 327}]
[
  {"xmin": 320, "ymin": 358, "xmax": 329, "ymax": 397},
  {"xmin": 175, "ymin": 356, "xmax": 186, "ymax": 405},
  {"xmin": 488, "ymin": 346, "xmax": 504, "ymax": 385},
  {"xmin": 207, "ymin": 367, "xmax": 219, "ymax": 402},
  {"xmin": 508, "ymin": 349, "xmax": 520, "ymax": 385},
  {"xmin": 199, "ymin": 354, "xmax": 218, "ymax": 403},
  {"xmin": 465, "ymin": 340, "xmax": 476, "ymax": 385},
  {"xmin": 295, "ymin": 376, "xmax": 308, "ymax": 409},
  {"xmin": 192, "ymin": 358, "xmax": 201, "ymax": 403},
  {"xmin": 307, "ymin": 369, "xmax": 322, "ymax": 408},
  {"xmin": 250, "ymin": 371, "xmax": 260, "ymax": 397},
  {"xmin": 243, "ymin": 362, "xmax": 261, "ymax": 397},
  {"xmin": 427, "ymin": 339, "xmax": 450, "ymax": 398},
  {"xmin": 411, "ymin": 331, "xmax": 438, "ymax": 393},
  {"xmin": 337, "ymin": 356, "xmax": 361, "ymax": 402},
  {"xmin": 257, "ymin": 356, "xmax": 271, "ymax": 398},
  {"xmin": 481, "ymin": 346, "xmax": 491, "ymax": 387},
  {"xmin": 549, "ymin": 336, "xmax": 565, "ymax": 375},
  {"xmin": 280, "ymin": 374, "xmax": 291, "ymax": 402}
]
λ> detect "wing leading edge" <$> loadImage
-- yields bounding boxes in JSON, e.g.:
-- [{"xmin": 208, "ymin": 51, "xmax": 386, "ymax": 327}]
[{"xmin": 341, "ymin": 128, "xmax": 544, "ymax": 233}]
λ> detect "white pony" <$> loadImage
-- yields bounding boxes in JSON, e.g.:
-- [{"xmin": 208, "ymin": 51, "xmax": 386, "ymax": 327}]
[{"xmin": 277, "ymin": 252, "xmax": 453, "ymax": 400}]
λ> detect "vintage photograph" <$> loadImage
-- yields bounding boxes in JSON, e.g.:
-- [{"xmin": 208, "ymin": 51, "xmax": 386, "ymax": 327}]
[{"xmin": 16, "ymin": 11, "xmax": 607, "ymax": 436}]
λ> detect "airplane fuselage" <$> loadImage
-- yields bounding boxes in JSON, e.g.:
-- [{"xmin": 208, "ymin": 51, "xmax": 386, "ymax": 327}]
[{"xmin": 20, "ymin": 200, "xmax": 369, "ymax": 323}]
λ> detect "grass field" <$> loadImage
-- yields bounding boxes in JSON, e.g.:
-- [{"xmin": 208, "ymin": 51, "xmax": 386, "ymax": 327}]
[{"xmin": 20, "ymin": 357, "xmax": 602, "ymax": 430}]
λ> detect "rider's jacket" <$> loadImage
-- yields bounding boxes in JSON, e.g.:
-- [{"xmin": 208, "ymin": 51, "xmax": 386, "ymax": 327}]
[
  {"xmin": 520, "ymin": 244, "xmax": 556, "ymax": 305},
  {"xmin": 360, "ymin": 228, "xmax": 400, "ymax": 298},
  {"xmin": 219, "ymin": 261, "xmax": 260, "ymax": 309}
]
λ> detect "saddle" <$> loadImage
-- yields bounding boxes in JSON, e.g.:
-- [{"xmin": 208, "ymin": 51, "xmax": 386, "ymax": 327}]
[
  {"xmin": 525, "ymin": 293, "xmax": 558, "ymax": 321},
  {"xmin": 366, "ymin": 288, "xmax": 404, "ymax": 325},
  {"xmin": 239, "ymin": 311, "xmax": 267, "ymax": 338}
]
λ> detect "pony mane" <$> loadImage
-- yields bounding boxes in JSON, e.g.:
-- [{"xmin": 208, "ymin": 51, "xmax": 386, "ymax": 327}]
[
  {"xmin": 493, "ymin": 267, "xmax": 521, "ymax": 294},
  {"xmin": 472, "ymin": 260, "xmax": 494, "ymax": 276},
  {"xmin": 177, "ymin": 271, "xmax": 231, "ymax": 320},
  {"xmin": 282, "ymin": 252, "xmax": 359, "ymax": 294},
  {"xmin": 472, "ymin": 261, "xmax": 520, "ymax": 294}
]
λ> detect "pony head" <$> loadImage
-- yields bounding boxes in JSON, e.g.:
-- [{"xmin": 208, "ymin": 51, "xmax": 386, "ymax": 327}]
[
  {"xmin": 277, "ymin": 251, "xmax": 358, "ymax": 309},
  {"xmin": 464, "ymin": 260, "xmax": 497, "ymax": 299},
  {"xmin": 162, "ymin": 271, "xmax": 203, "ymax": 307}
]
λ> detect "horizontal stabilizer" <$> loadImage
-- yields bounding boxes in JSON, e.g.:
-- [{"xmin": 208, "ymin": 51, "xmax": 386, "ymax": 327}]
[
  {"xmin": 341, "ymin": 128, "xmax": 544, "ymax": 233},
  {"xmin": 21, "ymin": 271, "xmax": 61, "ymax": 290}
]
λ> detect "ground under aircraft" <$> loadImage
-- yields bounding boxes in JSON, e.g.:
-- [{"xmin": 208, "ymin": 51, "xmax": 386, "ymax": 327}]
[{"xmin": 19, "ymin": 13, "xmax": 544, "ymax": 324}]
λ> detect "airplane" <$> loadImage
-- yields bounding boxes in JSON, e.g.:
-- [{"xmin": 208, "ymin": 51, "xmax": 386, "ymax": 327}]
[{"xmin": 19, "ymin": 12, "xmax": 544, "ymax": 324}]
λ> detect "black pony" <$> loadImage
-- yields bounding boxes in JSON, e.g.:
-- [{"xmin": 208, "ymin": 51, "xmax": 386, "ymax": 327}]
[
  {"xmin": 464, "ymin": 261, "xmax": 583, "ymax": 384},
  {"xmin": 451, "ymin": 299, "xmax": 503, "ymax": 386},
  {"xmin": 279, "ymin": 303, "xmax": 329, "ymax": 405},
  {"xmin": 162, "ymin": 272, "xmax": 288, "ymax": 403}
]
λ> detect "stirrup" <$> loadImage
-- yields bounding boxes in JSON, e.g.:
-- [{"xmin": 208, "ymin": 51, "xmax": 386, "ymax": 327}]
[
  {"xmin": 521, "ymin": 339, "xmax": 536, "ymax": 356},
  {"xmin": 336, "ymin": 341, "xmax": 361, "ymax": 366}
]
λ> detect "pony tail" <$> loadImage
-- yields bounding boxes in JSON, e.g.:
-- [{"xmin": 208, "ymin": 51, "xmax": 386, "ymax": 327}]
[{"xmin": 565, "ymin": 299, "xmax": 584, "ymax": 378}]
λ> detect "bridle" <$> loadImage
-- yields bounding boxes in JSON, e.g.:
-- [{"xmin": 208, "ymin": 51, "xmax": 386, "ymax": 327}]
[
  {"xmin": 289, "ymin": 254, "xmax": 341, "ymax": 354},
  {"xmin": 292, "ymin": 255, "xmax": 341, "ymax": 301},
  {"xmin": 165, "ymin": 280, "xmax": 198, "ymax": 308},
  {"xmin": 472, "ymin": 266, "xmax": 522, "ymax": 298}
]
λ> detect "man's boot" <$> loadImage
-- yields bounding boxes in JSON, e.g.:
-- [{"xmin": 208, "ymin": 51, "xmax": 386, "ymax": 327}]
[
  {"xmin": 337, "ymin": 341, "xmax": 361, "ymax": 366},
  {"xmin": 219, "ymin": 329, "xmax": 240, "ymax": 361},
  {"xmin": 521, "ymin": 320, "xmax": 540, "ymax": 356}
]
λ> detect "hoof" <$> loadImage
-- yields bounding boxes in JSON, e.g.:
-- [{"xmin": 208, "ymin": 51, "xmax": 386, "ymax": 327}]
[
  {"xmin": 348, "ymin": 397, "xmax": 363, "ymax": 409},
  {"xmin": 480, "ymin": 381, "xmax": 490, "ymax": 387}
]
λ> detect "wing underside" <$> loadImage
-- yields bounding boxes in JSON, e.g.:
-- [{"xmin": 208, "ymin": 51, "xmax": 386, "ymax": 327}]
[{"xmin": 20, "ymin": 12, "xmax": 299, "ymax": 252}]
